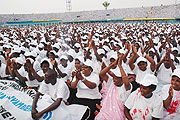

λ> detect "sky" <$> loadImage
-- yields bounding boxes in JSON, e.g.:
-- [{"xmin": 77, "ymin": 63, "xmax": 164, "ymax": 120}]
[{"xmin": 0, "ymin": 0, "xmax": 179, "ymax": 14}]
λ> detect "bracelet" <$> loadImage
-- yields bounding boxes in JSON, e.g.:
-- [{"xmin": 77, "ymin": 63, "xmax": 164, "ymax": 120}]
[
  {"xmin": 82, "ymin": 78, "xmax": 86, "ymax": 82},
  {"xmin": 143, "ymin": 53, "xmax": 146, "ymax": 57}
]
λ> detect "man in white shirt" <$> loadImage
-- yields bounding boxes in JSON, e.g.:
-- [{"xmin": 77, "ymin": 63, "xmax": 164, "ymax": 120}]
[{"xmin": 31, "ymin": 69, "xmax": 70, "ymax": 119}]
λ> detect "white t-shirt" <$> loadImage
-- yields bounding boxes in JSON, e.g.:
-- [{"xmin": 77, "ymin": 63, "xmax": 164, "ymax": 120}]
[
  {"xmin": 125, "ymin": 88, "xmax": 164, "ymax": 120},
  {"xmin": 0, "ymin": 63, "xmax": 7, "ymax": 78},
  {"xmin": 38, "ymin": 79, "xmax": 69, "ymax": 101},
  {"xmin": 161, "ymin": 85, "xmax": 180, "ymax": 116},
  {"xmin": 18, "ymin": 66, "xmax": 28, "ymax": 78},
  {"xmin": 25, "ymin": 69, "xmax": 45, "ymax": 87},
  {"xmin": 73, "ymin": 72, "xmax": 102, "ymax": 99},
  {"xmin": 157, "ymin": 64, "xmax": 172, "ymax": 84},
  {"xmin": 133, "ymin": 65, "xmax": 153, "ymax": 83},
  {"xmin": 58, "ymin": 62, "xmax": 73, "ymax": 81},
  {"xmin": 117, "ymin": 84, "xmax": 132, "ymax": 104}
]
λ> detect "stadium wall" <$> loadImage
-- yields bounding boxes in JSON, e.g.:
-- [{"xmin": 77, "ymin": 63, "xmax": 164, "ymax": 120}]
[
  {"xmin": 1, "ymin": 19, "xmax": 62, "ymax": 28},
  {"xmin": 1, "ymin": 18, "xmax": 180, "ymax": 28}
]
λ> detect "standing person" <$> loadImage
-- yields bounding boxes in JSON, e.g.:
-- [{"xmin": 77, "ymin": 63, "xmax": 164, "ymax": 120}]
[
  {"xmin": 162, "ymin": 68, "xmax": 180, "ymax": 120},
  {"xmin": 71, "ymin": 59, "xmax": 102, "ymax": 120},
  {"xmin": 124, "ymin": 74, "xmax": 163, "ymax": 120}
]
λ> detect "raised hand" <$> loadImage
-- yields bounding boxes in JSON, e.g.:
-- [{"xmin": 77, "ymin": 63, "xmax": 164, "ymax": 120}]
[{"xmin": 169, "ymin": 86, "xmax": 173, "ymax": 98}]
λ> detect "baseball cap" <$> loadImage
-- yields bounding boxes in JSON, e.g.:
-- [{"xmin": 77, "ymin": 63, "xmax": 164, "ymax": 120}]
[
  {"xmin": 172, "ymin": 68, "xmax": 180, "ymax": 79},
  {"xmin": 139, "ymin": 74, "xmax": 158, "ymax": 86},
  {"xmin": 136, "ymin": 56, "xmax": 147, "ymax": 64}
]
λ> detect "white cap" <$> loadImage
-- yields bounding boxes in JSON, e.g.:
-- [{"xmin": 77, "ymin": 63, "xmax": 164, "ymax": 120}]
[
  {"xmin": 136, "ymin": 56, "xmax": 147, "ymax": 64},
  {"xmin": 40, "ymin": 58, "xmax": 53, "ymax": 69},
  {"xmin": 172, "ymin": 68, "xmax": 180, "ymax": 78},
  {"xmin": 149, "ymin": 48, "xmax": 155, "ymax": 53},
  {"xmin": 139, "ymin": 74, "xmax": 158, "ymax": 86},
  {"xmin": 110, "ymin": 53, "xmax": 118, "ymax": 60},
  {"xmin": 103, "ymin": 45, "xmax": 110, "ymax": 52},
  {"xmin": 15, "ymin": 57, "xmax": 25, "ymax": 65},
  {"xmin": 111, "ymin": 67, "xmax": 122, "ymax": 77},
  {"xmin": 52, "ymin": 43, "xmax": 60, "ymax": 49},
  {"xmin": 60, "ymin": 55, "xmax": 68, "ymax": 60},
  {"xmin": 26, "ymin": 58, "xmax": 34, "ymax": 64},
  {"xmin": 97, "ymin": 49, "xmax": 105, "ymax": 55},
  {"xmin": 119, "ymin": 49, "xmax": 125, "ymax": 54},
  {"xmin": 38, "ymin": 43, "xmax": 44, "ymax": 48},
  {"xmin": 75, "ymin": 56, "xmax": 84, "ymax": 63},
  {"xmin": 74, "ymin": 43, "xmax": 81, "ymax": 48},
  {"xmin": 84, "ymin": 59, "xmax": 93, "ymax": 68},
  {"xmin": 172, "ymin": 47, "xmax": 178, "ymax": 52}
]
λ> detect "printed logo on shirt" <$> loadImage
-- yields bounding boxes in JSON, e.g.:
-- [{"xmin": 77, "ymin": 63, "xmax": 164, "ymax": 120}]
[{"xmin": 43, "ymin": 112, "xmax": 52, "ymax": 120}]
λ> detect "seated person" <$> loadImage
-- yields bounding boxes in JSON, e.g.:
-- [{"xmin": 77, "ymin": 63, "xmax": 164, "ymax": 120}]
[
  {"xmin": 124, "ymin": 74, "xmax": 164, "ymax": 120},
  {"xmin": 31, "ymin": 69, "xmax": 87, "ymax": 120},
  {"xmin": 95, "ymin": 55, "xmax": 131, "ymax": 120},
  {"xmin": 162, "ymin": 68, "xmax": 180, "ymax": 120}
]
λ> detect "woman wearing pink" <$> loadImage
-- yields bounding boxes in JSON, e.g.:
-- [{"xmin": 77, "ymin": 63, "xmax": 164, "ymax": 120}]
[{"xmin": 95, "ymin": 55, "xmax": 131, "ymax": 120}]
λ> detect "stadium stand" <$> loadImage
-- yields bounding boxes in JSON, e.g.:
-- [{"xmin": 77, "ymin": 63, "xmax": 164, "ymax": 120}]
[{"xmin": 0, "ymin": 4, "xmax": 180, "ymax": 22}]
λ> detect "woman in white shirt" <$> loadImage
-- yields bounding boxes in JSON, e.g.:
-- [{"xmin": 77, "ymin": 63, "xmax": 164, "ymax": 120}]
[
  {"xmin": 162, "ymin": 68, "xmax": 180, "ymax": 120},
  {"xmin": 71, "ymin": 59, "xmax": 102, "ymax": 120}
]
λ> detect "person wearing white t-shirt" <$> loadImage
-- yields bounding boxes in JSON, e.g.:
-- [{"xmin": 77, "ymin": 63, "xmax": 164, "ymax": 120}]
[
  {"xmin": 128, "ymin": 44, "xmax": 156, "ymax": 86},
  {"xmin": 162, "ymin": 68, "xmax": 180, "ymax": 120},
  {"xmin": 31, "ymin": 69, "xmax": 70, "ymax": 119},
  {"xmin": 56, "ymin": 55, "xmax": 73, "ymax": 81},
  {"xmin": 124, "ymin": 74, "xmax": 164, "ymax": 120},
  {"xmin": 25, "ymin": 58, "xmax": 50, "ymax": 88},
  {"xmin": 71, "ymin": 59, "xmax": 102, "ymax": 120},
  {"xmin": 155, "ymin": 49, "xmax": 176, "ymax": 94},
  {"xmin": 95, "ymin": 55, "xmax": 131, "ymax": 120}
]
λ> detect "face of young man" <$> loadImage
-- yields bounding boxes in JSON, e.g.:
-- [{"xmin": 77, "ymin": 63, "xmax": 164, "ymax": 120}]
[
  {"xmin": 140, "ymin": 85, "xmax": 153, "ymax": 98},
  {"xmin": 41, "ymin": 63, "xmax": 49, "ymax": 73},
  {"xmin": 163, "ymin": 56, "xmax": 171, "ymax": 68}
]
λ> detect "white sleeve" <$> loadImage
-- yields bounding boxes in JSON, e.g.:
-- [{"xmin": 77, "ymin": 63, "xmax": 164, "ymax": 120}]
[
  {"xmin": 124, "ymin": 90, "xmax": 136, "ymax": 109},
  {"xmin": 0, "ymin": 64, "xmax": 7, "ymax": 77},
  {"xmin": 37, "ymin": 70, "xmax": 44, "ymax": 77},
  {"xmin": 56, "ymin": 81, "xmax": 70, "ymax": 100},
  {"xmin": 38, "ymin": 81, "xmax": 48, "ymax": 94},
  {"xmin": 132, "ymin": 65, "xmax": 138, "ymax": 74},
  {"xmin": 151, "ymin": 96, "xmax": 164, "ymax": 118},
  {"xmin": 161, "ymin": 85, "xmax": 171, "ymax": 100},
  {"xmin": 88, "ymin": 73, "xmax": 100, "ymax": 85}
]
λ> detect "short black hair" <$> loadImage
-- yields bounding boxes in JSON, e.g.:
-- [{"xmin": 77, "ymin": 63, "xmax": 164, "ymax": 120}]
[
  {"xmin": 40, "ymin": 60, "xmax": 49, "ymax": 67},
  {"xmin": 47, "ymin": 69, "xmax": 57, "ymax": 78}
]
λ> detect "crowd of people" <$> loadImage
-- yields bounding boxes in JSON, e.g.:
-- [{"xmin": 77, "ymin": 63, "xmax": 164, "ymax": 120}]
[{"xmin": 0, "ymin": 22, "xmax": 180, "ymax": 119}]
